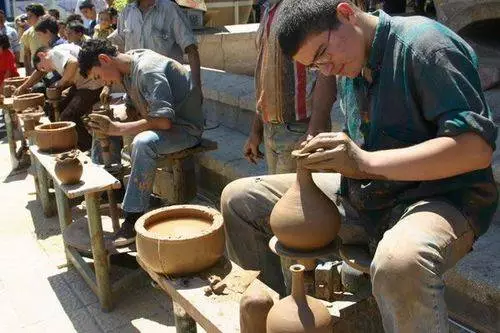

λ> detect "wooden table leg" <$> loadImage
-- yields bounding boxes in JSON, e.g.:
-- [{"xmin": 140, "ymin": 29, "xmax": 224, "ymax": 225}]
[
  {"xmin": 35, "ymin": 158, "xmax": 56, "ymax": 217},
  {"xmin": 85, "ymin": 191, "xmax": 113, "ymax": 311},
  {"xmin": 54, "ymin": 184, "xmax": 72, "ymax": 263},
  {"xmin": 3, "ymin": 109, "xmax": 19, "ymax": 170},
  {"xmin": 173, "ymin": 301, "xmax": 197, "ymax": 333}
]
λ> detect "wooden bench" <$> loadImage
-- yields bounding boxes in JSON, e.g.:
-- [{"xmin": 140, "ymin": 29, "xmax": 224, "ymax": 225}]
[
  {"xmin": 122, "ymin": 137, "xmax": 218, "ymax": 204},
  {"xmin": 29, "ymin": 146, "xmax": 143, "ymax": 311},
  {"xmin": 1, "ymin": 97, "xmax": 29, "ymax": 170}
]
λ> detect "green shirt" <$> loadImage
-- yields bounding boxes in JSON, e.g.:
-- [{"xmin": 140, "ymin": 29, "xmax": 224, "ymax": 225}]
[{"xmin": 338, "ymin": 11, "xmax": 498, "ymax": 237}]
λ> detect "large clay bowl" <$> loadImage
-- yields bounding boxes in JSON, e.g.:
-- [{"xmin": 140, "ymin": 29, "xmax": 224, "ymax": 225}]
[
  {"xmin": 46, "ymin": 87, "xmax": 61, "ymax": 100},
  {"xmin": 35, "ymin": 121, "xmax": 78, "ymax": 153},
  {"xmin": 136, "ymin": 205, "xmax": 225, "ymax": 276},
  {"xmin": 4, "ymin": 76, "xmax": 27, "ymax": 88},
  {"xmin": 13, "ymin": 93, "xmax": 45, "ymax": 112}
]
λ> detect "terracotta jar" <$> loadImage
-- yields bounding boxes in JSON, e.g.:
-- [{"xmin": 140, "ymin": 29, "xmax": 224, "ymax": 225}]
[
  {"xmin": 55, "ymin": 150, "xmax": 83, "ymax": 185},
  {"xmin": 23, "ymin": 116, "xmax": 37, "ymax": 131},
  {"xmin": 46, "ymin": 87, "xmax": 61, "ymax": 100},
  {"xmin": 4, "ymin": 76, "xmax": 27, "ymax": 87},
  {"xmin": 13, "ymin": 93, "xmax": 45, "ymax": 112},
  {"xmin": 240, "ymin": 283, "xmax": 274, "ymax": 333},
  {"xmin": 135, "ymin": 205, "xmax": 225, "ymax": 276},
  {"xmin": 3, "ymin": 85, "xmax": 15, "ymax": 98},
  {"xmin": 266, "ymin": 265, "xmax": 332, "ymax": 333},
  {"xmin": 35, "ymin": 121, "xmax": 78, "ymax": 153},
  {"xmin": 269, "ymin": 158, "xmax": 340, "ymax": 251}
]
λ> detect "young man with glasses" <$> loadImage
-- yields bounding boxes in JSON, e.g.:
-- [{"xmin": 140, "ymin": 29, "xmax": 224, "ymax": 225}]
[{"xmin": 221, "ymin": 1, "xmax": 497, "ymax": 331}]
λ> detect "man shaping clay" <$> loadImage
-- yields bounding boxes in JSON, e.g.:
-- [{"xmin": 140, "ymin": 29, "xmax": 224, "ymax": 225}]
[
  {"xmin": 79, "ymin": 39, "xmax": 204, "ymax": 246},
  {"xmin": 221, "ymin": 1, "xmax": 497, "ymax": 332}
]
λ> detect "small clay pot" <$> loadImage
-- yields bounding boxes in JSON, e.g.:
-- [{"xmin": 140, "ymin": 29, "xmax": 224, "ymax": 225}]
[
  {"xmin": 4, "ymin": 76, "xmax": 27, "ymax": 88},
  {"xmin": 240, "ymin": 283, "xmax": 274, "ymax": 333},
  {"xmin": 135, "ymin": 205, "xmax": 225, "ymax": 276},
  {"xmin": 266, "ymin": 264, "xmax": 332, "ymax": 333},
  {"xmin": 3, "ymin": 85, "xmax": 15, "ymax": 98},
  {"xmin": 13, "ymin": 93, "xmax": 45, "ymax": 112},
  {"xmin": 35, "ymin": 121, "xmax": 78, "ymax": 153},
  {"xmin": 46, "ymin": 87, "xmax": 61, "ymax": 100},
  {"xmin": 23, "ymin": 116, "xmax": 37, "ymax": 131},
  {"xmin": 55, "ymin": 150, "xmax": 83, "ymax": 185}
]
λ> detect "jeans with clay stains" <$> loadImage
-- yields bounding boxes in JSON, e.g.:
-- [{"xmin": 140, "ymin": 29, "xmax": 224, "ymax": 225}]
[
  {"xmin": 121, "ymin": 126, "xmax": 200, "ymax": 213},
  {"xmin": 220, "ymin": 172, "xmax": 474, "ymax": 332}
]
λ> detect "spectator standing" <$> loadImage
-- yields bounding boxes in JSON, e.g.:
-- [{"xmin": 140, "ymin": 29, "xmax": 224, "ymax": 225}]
[
  {"xmin": 75, "ymin": 0, "xmax": 108, "ymax": 30},
  {"xmin": 115, "ymin": 0, "xmax": 201, "ymax": 89},
  {"xmin": 20, "ymin": 3, "xmax": 45, "ymax": 75},
  {"xmin": 79, "ymin": 1, "xmax": 98, "ymax": 36},
  {"xmin": 93, "ymin": 9, "xmax": 114, "ymax": 39},
  {"xmin": 35, "ymin": 16, "xmax": 66, "ymax": 47},
  {"xmin": 0, "ymin": 34, "xmax": 19, "ymax": 90},
  {"xmin": 48, "ymin": 8, "xmax": 60, "ymax": 20},
  {"xmin": 57, "ymin": 20, "xmax": 68, "ymax": 40},
  {"xmin": 0, "ymin": 10, "xmax": 21, "ymax": 64},
  {"xmin": 67, "ymin": 21, "xmax": 91, "ymax": 46}
]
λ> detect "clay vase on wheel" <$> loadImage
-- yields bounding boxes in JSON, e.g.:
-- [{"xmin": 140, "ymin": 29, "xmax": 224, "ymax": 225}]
[
  {"xmin": 55, "ymin": 150, "xmax": 83, "ymax": 185},
  {"xmin": 269, "ymin": 157, "xmax": 340, "ymax": 250},
  {"xmin": 266, "ymin": 264, "xmax": 332, "ymax": 333}
]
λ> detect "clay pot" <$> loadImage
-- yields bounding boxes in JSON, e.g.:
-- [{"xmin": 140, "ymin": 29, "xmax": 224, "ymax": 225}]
[
  {"xmin": 269, "ymin": 158, "xmax": 340, "ymax": 251},
  {"xmin": 3, "ymin": 85, "xmax": 15, "ymax": 98},
  {"xmin": 35, "ymin": 121, "xmax": 78, "ymax": 153},
  {"xmin": 4, "ymin": 76, "xmax": 27, "ymax": 88},
  {"xmin": 23, "ymin": 116, "xmax": 37, "ymax": 131},
  {"xmin": 13, "ymin": 93, "xmax": 45, "ymax": 112},
  {"xmin": 266, "ymin": 264, "xmax": 332, "ymax": 333},
  {"xmin": 136, "ymin": 205, "xmax": 225, "ymax": 276},
  {"xmin": 55, "ymin": 150, "xmax": 83, "ymax": 185},
  {"xmin": 240, "ymin": 283, "xmax": 274, "ymax": 333},
  {"xmin": 46, "ymin": 87, "xmax": 61, "ymax": 100}
]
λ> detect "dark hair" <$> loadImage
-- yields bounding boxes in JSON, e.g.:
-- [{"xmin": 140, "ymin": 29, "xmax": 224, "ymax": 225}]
[
  {"xmin": 98, "ymin": 9, "xmax": 111, "ymax": 17},
  {"xmin": 25, "ymin": 3, "xmax": 46, "ymax": 18},
  {"xmin": 33, "ymin": 46, "xmax": 50, "ymax": 70},
  {"xmin": 0, "ymin": 34, "xmax": 10, "ymax": 50},
  {"xmin": 79, "ymin": 0, "xmax": 95, "ymax": 10},
  {"xmin": 107, "ymin": 7, "xmax": 118, "ymax": 18},
  {"xmin": 48, "ymin": 8, "xmax": 60, "ymax": 20},
  {"xmin": 34, "ymin": 16, "xmax": 59, "ymax": 34},
  {"xmin": 67, "ymin": 21, "xmax": 87, "ymax": 35},
  {"xmin": 57, "ymin": 20, "xmax": 66, "ymax": 27},
  {"xmin": 0, "ymin": 9, "xmax": 5, "ymax": 16},
  {"xmin": 276, "ymin": 0, "xmax": 350, "ymax": 57},
  {"xmin": 78, "ymin": 39, "xmax": 118, "ymax": 78},
  {"xmin": 66, "ymin": 14, "xmax": 84, "ymax": 24}
]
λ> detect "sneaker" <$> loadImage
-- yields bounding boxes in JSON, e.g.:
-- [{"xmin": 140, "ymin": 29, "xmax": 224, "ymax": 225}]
[{"xmin": 112, "ymin": 222, "xmax": 136, "ymax": 247}]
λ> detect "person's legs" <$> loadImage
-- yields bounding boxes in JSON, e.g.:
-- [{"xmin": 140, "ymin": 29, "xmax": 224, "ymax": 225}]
[
  {"xmin": 221, "ymin": 172, "xmax": 367, "ymax": 294},
  {"xmin": 370, "ymin": 200, "xmax": 474, "ymax": 333},
  {"xmin": 59, "ymin": 87, "xmax": 101, "ymax": 151}
]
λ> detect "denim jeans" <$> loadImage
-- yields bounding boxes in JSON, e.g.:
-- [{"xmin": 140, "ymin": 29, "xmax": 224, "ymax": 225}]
[
  {"xmin": 122, "ymin": 125, "xmax": 200, "ymax": 213},
  {"xmin": 220, "ymin": 173, "xmax": 474, "ymax": 332},
  {"xmin": 91, "ymin": 136, "xmax": 123, "ymax": 165},
  {"xmin": 263, "ymin": 121, "xmax": 308, "ymax": 174}
]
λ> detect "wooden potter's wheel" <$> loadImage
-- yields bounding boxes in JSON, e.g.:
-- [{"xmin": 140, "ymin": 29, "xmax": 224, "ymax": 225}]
[{"xmin": 339, "ymin": 244, "xmax": 372, "ymax": 274}]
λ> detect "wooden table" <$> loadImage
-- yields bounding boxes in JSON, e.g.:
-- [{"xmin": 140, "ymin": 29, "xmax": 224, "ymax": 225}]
[
  {"xmin": 30, "ymin": 145, "xmax": 141, "ymax": 311},
  {"xmin": 137, "ymin": 257, "xmax": 279, "ymax": 332},
  {"xmin": 1, "ymin": 97, "xmax": 28, "ymax": 170}
]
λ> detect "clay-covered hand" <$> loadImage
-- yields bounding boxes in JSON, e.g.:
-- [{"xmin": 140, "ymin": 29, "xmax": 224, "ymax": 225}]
[
  {"xmin": 297, "ymin": 132, "xmax": 372, "ymax": 179},
  {"xmin": 87, "ymin": 113, "xmax": 122, "ymax": 136},
  {"xmin": 243, "ymin": 132, "xmax": 264, "ymax": 164},
  {"xmin": 100, "ymin": 85, "xmax": 111, "ymax": 106},
  {"xmin": 295, "ymin": 133, "xmax": 314, "ymax": 150}
]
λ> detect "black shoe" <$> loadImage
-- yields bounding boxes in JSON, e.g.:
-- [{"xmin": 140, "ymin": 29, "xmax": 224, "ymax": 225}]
[{"xmin": 112, "ymin": 222, "xmax": 136, "ymax": 247}]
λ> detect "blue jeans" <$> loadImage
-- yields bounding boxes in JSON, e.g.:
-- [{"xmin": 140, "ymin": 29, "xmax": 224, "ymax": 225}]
[{"xmin": 122, "ymin": 126, "xmax": 201, "ymax": 213}]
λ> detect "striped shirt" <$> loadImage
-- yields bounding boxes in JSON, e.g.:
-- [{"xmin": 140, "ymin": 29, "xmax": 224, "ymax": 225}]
[{"xmin": 255, "ymin": 2, "xmax": 317, "ymax": 123}]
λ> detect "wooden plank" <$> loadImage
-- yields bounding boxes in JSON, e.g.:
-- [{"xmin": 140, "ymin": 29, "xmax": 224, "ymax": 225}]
[
  {"xmin": 2, "ymin": 108, "xmax": 19, "ymax": 169},
  {"xmin": 67, "ymin": 247, "xmax": 99, "ymax": 295},
  {"xmin": 156, "ymin": 138, "xmax": 218, "ymax": 165},
  {"xmin": 54, "ymin": 184, "xmax": 72, "ymax": 263},
  {"xmin": 173, "ymin": 301, "xmax": 197, "ymax": 333},
  {"xmin": 29, "ymin": 145, "xmax": 121, "ymax": 199},
  {"xmin": 85, "ymin": 192, "xmax": 113, "ymax": 311},
  {"xmin": 137, "ymin": 257, "xmax": 279, "ymax": 333},
  {"xmin": 315, "ymin": 261, "xmax": 342, "ymax": 302},
  {"xmin": 34, "ymin": 155, "xmax": 56, "ymax": 217}
]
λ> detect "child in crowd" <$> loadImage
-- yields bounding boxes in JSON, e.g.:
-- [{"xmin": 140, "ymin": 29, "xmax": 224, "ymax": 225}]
[
  {"xmin": 0, "ymin": 34, "xmax": 19, "ymax": 90},
  {"xmin": 93, "ymin": 9, "xmax": 114, "ymax": 40}
]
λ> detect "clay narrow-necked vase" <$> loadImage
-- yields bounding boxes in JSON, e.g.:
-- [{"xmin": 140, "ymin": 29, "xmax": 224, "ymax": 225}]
[
  {"xmin": 136, "ymin": 205, "xmax": 225, "ymax": 276},
  {"xmin": 269, "ymin": 157, "xmax": 340, "ymax": 251},
  {"xmin": 55, "ymin": 150, "xmax": 83, "ymax": 185},
  {"xmin": 35, "ymin": 121, "xmax": 78, "ymax": 153},
  {"xmin": 4, "ymin": 76, "xmax": 27, "ymax": 87},
  {"xmin": 240, "ymin": 283, "xmax": 274, "ymax": 333},
  {"xmin": 13, "ymin": 93, "xmax": 45, "ymax": 112},
  {"xmin": 46, "ymin": 87, "xmax": 61, "ymax": 100},
  {"xmin": 266, "ymin": 265, "xmax": 332, "ymax": 333},
  {"xmin": 3, "ymin": 85, "xmax": 15, "ymax": 97}
]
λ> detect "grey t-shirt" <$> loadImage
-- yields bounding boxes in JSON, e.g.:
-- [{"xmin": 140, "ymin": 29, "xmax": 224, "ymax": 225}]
[{"xmin": 122, "ymin": 49, "xmax": 203, "ymax": 134}]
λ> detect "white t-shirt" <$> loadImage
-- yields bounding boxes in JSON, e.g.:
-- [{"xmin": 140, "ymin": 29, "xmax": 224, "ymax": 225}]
[{"xmin": 49, "ymin": 44, "xmax": 102, "ymax": 90}]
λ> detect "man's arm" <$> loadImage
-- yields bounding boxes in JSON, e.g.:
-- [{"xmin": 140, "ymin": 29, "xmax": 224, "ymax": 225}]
[
  {"xmin": 307, "ymin": 73, "xmax": 337, "ymax": 136},
  {"xmin": 14, "ymin": 69, "xmax": 44, "ymax": 95},
  {"xmin": 243, "ymin": 112, "xmax": 264, "ymax": 164},
  {"xmin": 185, "ymin": 44, "xmax": 201, "ymax": 88},
  {"xmin": 54, "ymin": 60, "xmax": 78, "ymax": 89},
  {"xmin": 88, "ymin": 114, "xmax": 171, "ymax": 136},
  {"xmin": 24, "ymin": 49, "xmax": 33, "ymax": 75}
]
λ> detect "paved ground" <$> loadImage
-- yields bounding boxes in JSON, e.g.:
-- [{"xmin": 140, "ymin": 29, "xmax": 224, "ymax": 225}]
[{"xmin": 0, "ymin": 138, "xmax": 181, "ymax": 332}]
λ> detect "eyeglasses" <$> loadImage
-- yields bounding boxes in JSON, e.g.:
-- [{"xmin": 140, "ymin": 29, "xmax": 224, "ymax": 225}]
[{"xmin": 309, "ymin": 30, "xmax": 332, "ymax": 70}]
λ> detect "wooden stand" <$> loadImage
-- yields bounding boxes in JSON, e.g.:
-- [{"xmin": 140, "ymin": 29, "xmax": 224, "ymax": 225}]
[{"xmin": 1, "ymin": 97, "xmax": 29, "ymax": 170}]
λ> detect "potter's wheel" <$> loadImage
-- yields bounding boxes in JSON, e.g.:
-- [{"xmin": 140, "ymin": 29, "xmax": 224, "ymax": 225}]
[{"xmin": 269, "ymin": 236, "xmax": 341, "ymax": 259}]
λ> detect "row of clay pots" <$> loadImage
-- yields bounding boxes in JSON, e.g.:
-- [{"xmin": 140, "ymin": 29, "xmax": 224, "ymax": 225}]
[
  {"xmin": 2, "ymin": 77, "xmax": 28, "ymax": 98},
  {"xmin": 13, "ymin": 93, "xmax": 45, "ymax": 112}
]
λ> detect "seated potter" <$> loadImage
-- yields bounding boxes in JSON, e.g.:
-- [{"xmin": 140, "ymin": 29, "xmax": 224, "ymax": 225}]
[
  {"xmin": 14, "ymin": 43, "xmax": 104, "ymax": 151},
  {"xmin": 79, "ymin": 39, "xmax": 204, "ymax": 246},
  {"xmin": 221, "ymin": 1, "xmax": 497, "ymax": 332}
]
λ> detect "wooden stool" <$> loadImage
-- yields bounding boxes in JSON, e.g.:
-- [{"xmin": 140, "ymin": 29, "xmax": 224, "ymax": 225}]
[{"xmin": 122, "ymin": 138, "xmax": 218, "ymax": 204}]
